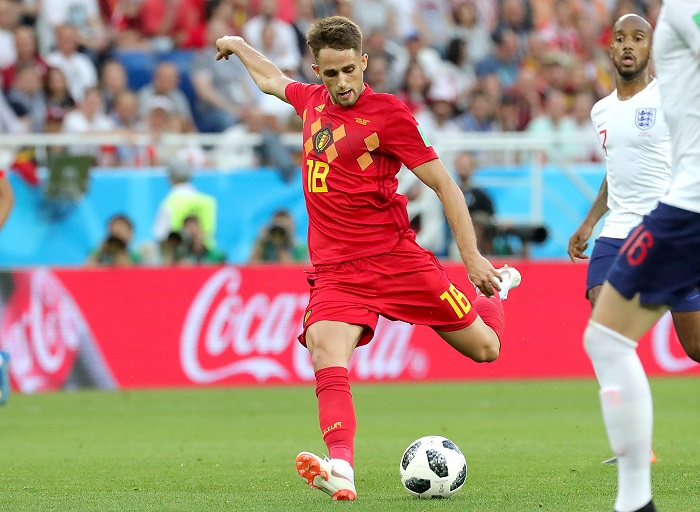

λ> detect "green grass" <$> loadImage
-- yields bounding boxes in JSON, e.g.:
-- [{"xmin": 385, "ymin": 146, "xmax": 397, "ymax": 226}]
[{"xmin": 2, "ymin": 378, "xmax": 700, "ymax": 511}]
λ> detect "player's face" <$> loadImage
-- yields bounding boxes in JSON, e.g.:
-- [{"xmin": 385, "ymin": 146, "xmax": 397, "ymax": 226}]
[
  {"xmin": 610, "ymin": 19, "xmax": 652, "ymax": 80},
  {"xmin": 313, "ymin": 48, "xmax": 367, "ymax": 107}
]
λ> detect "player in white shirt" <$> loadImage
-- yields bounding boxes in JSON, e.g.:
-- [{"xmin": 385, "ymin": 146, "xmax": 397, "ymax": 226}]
[
  {"xmin": 569, "ymin": 13, "xmax": 700, "ymax": 358},
  {"xmin": 581, "ymin": 7, "xmax": 700, "ymax": 512}
]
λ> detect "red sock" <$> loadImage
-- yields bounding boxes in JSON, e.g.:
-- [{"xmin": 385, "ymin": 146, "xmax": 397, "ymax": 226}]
[
  {"xmin": 316, "ymin": 366, "xmax": 356, "ymax": 467},
  {"xmin": 473, "ymin": 293, "xmax": 505, "ymax": 343}
]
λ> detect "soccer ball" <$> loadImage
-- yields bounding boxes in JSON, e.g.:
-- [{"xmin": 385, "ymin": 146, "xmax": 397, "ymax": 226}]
[{"xmin": 399, "ymin": 435, "xmax": 467, "ymax": 499}]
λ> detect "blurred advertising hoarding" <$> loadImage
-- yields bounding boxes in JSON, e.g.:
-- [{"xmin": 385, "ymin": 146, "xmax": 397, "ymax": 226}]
[{"xmin": 0, "ymin": 263, "xmax": 697, "ymax": 392}]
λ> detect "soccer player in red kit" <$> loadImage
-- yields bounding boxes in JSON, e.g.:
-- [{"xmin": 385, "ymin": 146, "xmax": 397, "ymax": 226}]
[{"xmin": 215, "ymin": 16, "xmax": 521, "ymax": 501}]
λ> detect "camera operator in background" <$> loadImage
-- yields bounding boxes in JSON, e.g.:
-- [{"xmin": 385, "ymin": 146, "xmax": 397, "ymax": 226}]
[
  {"xmin": 174, "ymin": 215, "xmax": 226, "ymax": 264},
  {"xmin": 249, "ymin": 208, "xmax": 307, "ymax": 263},
  {"xmin": 86, "ymin": 213, "xmax": 139, "ymax": 266}
]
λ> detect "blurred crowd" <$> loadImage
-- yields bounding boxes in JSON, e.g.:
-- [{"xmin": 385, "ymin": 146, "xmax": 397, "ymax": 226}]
[{"xmin": 0, "ymin": 0, "xmax": 660, "ymax": 170}]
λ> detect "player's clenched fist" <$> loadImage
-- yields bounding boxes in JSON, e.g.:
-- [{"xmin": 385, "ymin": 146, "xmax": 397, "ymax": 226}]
[{"xmin": 215, "ymin": 36, "xmax": 243, "ymax": 60}]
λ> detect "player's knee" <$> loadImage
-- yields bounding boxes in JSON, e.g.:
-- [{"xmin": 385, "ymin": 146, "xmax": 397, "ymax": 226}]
[
  {"xmin": 584, "ymin": 320, "xmax": 636, "ymax": 361},
  {"xmin": 472, "ymin": 339, "xmax": 499, "ymax": 363}
]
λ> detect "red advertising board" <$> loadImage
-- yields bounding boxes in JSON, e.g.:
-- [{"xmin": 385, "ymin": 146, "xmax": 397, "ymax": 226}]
[{"xmin": 0, "ymin": 263, "xmax": 697, "ymax": 392}]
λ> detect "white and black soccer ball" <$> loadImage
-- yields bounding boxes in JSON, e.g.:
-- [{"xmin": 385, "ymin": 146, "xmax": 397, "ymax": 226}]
[{"xmin": 399, "ymin": 435, "xmax": 467, "ymax": 499}]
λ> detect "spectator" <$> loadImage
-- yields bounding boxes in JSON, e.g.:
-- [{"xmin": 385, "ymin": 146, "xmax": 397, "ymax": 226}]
[
  {"xmin": 495, "ymin": 0, "xmax": 534, "ymax": 58},
  {"xmin": 242, "ymin": 0, "xmax": 301, "ymax": 73},
  {"xmin": 448, "ymin": 0, "xmax": 493, "ymax": 63},
  {"xmin": 192, "ymin": 17, "xmax": 259, "ymax": 132},
  {"xmin": 414, "ymin": 75, "xmax": 460, "ymax": 139},
  {"xmin": 99, "ymin": 59, "xmax": 129, "ymax": 115},
  {"xmin": 6, "ymin": 62, "xmax": 46, "ymax": 133},
  {"xmin": 456, "ymin": 88, "xmax": 498, "ymax": 133},
  {"xmin": 449, "ymin": 151, "xmax": 507, "ymax": 257},
  {"xmin": 249, "ymin": 208, "xmax": 307, "ymax": 263},
  {"xmin": 1, "ymin": 25, "xmax": 47, "ymax": 92},
  {"xmin": 475, "ymin": 27, "xmax": 520, "ymax": 89},
  {"xmin": 45, "ymin": 24, "xmax": 98, "ymax": 102},
  {"xmin": 86, "ymin": 213, "xmax": 140, "ymax": 266},
  {"xmin": 136, "ymin": 95, "xmax": 176, "ymax": 166},
  {"xmin": 351, "ymin": 0, "xmax": 398, "ymax": 43},
  {"xmin": 61, "ymin": 86, "xmax": 116, "ymax": 161},
  {"xmin": 137, "ymin": 61, "xmax": 193, "ymax": 123},
  {"xmin": 395, "ymin": 60, "xmax": 430, "ymax": 115},
  {"xmin": 571, "ymin": 89, "xmax": 602, "ymax": 162},
  {"xmin": 538, "ymin": 0, "xmax": 583, "ymax": 55},
  {"xmin": 397, "ymin": 167, "xmax": 448, "ymax": 256},
  {"xmin": 364, "ymin": 53, "xmax": 393, "ymax": 94},
  {"xmin": 0, "ymin": 0, "xmax": 19, "ymax": 69},
  {"xmin": 110, "ymin": 90, "xmax": 143, "ymax": 166},
  {"xmin": 152, "ymin": 152, "xmax": 217, "ymax": 246},
  {"xmin": 393, "ymin": 30, "xmax": 443, "ymax": 84},
  {"xmin": 110, "ymin": 0, "xmax": 206, "ymax": 51},
  {"xmin": 0, "ymin": 87, "xmax": 24, "ymax": 134},
  {"xmin": 441, "ymin": 38, "xmax": 476, "ymax": 109},
  {"xmin": 526, "ymin": 88, "xmax": 580, "ymax": 163},
  {"xmin": 44, "ymin": 66, "xmax": 75, "ymax": 134},
  {"xmin": 176, "ymin": 215, "xmax": 226, "ymax": 264},
  {"xmin": 37, "ymin": 0, "xmax": 109, "ymax": 59}
]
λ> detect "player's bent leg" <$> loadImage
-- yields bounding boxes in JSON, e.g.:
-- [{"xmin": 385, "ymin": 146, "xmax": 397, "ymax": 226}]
[
  {"xmin": 670, "ymin": 310, "xmax": 700, "ymax": 363},
  {"xmin": 436, "ymin": 316, "xmax": 500, "ymax": 362}
]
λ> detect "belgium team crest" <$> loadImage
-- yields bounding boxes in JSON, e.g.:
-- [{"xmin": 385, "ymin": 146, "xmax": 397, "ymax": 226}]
[
  {"xmin": 635, "ymin": 108, "xmax": 656, "ymax": 131},
  {"xmin": 313, "ymin": 127, "xmax": 333, "ymax": 153}
]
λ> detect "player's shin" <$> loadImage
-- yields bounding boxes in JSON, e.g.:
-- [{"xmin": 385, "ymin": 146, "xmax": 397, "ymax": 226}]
[
  {"xmin": 584, "ymin": 321, "xmax": 653, "ymax": 512},
  {"xmin": 315, "ymin": 366, "xmax": 356, "ymax": 466}
]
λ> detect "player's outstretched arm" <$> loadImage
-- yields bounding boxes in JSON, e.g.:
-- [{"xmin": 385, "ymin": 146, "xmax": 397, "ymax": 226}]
[
  {"xmin": 215, "ymin": 35, "xmax": 294, "ymax": 103},
  {"xmin": 568, "ymin": 175, "xmax": 609, "ymax": 262},
  {"xmin": 0, "ymin": 173, "xmax": 14, "ymax": 230},
  {"xmin": 412, "ymin": 159, "xmax": 502, "ymax": 297}
]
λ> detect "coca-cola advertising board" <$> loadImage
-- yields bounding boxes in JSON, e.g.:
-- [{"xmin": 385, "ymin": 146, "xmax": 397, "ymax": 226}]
[{"xmin": 0, "ymin": 263, "xmax": 697, "ymax": 392}]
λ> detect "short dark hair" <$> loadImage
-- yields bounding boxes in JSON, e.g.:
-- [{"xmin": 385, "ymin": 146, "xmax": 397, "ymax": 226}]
[
  {"xmin": 306, "ymin": 16, "xmax": 362, "ymax": 62},
  {"xmin": 108, "ymin": 213, "xmax": 133, "ymax": 230}
]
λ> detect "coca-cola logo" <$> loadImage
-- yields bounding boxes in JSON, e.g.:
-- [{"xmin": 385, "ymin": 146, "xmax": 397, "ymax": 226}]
[
  {"xmin": 651, "ymin": 312, "xmax": 699, "ymax": 372},
  {"xmin": 180, "ymin": 268, "xmax": 426, "ymax": 384},
  {"xmin": 1, "ymin": 269, "xmax": 85, "ymax": 392}
]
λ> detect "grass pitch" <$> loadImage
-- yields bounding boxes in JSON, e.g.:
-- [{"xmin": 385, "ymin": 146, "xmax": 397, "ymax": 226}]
[{"xmin": 2, "ymin": 378, "xmax": 700, "ymax": 512}]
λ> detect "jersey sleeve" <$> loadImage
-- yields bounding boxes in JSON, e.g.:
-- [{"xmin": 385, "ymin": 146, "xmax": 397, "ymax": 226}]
[
  {"xmin": 380, "ymin": 97, "xmax": 438, "ymax": 169},
  {"xmin": 284, "ymin": 82, "xmax": 321, "ymax": 118},
  {"xmin": 669, "ymin": 1, "xmax": 700, "ymax": 54}
]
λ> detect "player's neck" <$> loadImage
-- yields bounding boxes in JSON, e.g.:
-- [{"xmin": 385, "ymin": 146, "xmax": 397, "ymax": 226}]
[{"xmin": 616, "ymin": 72, "xmax": 652, "ymax": 101}]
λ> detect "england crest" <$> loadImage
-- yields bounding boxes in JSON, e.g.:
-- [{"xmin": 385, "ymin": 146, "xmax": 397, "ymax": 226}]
[{"xmin": 636, "ymin": 108, "xmax": 656, "ymax": 130}]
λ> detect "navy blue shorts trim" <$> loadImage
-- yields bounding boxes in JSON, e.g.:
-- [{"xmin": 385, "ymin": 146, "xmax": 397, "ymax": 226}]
[{"xmin": 607, "ymin": 203, "xmax": 700, "ymax": 311}]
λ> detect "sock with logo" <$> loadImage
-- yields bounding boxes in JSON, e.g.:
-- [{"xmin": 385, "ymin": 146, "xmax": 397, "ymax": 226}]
[
  {"xmin": 316, "ymin": 366, "xmax": 356, "ymax": 467},
  {"xmin": 473, "ymin": 293, "xmax": 505, "ymax": 342},
  {"xmin": 584, "ymin": 321, "xmax": 653, "ymax": 512}
]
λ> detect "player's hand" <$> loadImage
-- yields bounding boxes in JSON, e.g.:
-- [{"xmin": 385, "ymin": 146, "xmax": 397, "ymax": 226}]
[
  {"xmin": 568, "ymin": 225, "xmax": 592, "ymax": 263},
  {"xmin": 215, "ymin": 36, "xmax": 242, "ymax": 61},
  {"xmin": 466, "ymin": 253, "xmax": 502, "ymax": 298}
]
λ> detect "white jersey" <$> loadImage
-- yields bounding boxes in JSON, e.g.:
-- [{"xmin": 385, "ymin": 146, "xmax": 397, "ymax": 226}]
[
  {"xmin": 591, "ymin": 79, "xmax": 672, "ymax": 239},
  {"xmin": 653, "ymin": 0, "xmax": 700, "ymax": 214}
]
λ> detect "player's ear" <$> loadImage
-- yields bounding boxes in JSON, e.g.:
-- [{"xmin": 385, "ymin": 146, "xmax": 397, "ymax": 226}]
[
  {"xmin": 361, "ymin": 54, "xmax": 368, "ymax": 72},
  {"xmin": 311, "ymin": 63, "xmax": 321, "ymax": 80}
]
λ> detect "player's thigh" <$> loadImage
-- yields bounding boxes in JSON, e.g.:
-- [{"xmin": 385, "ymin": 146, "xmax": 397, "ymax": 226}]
[
  {"xmin": 591, "ymin": 283, "xmax": 666, "ymax": 342},
  {"xmin": 435, "ymin": 315, "xmax": 500, "ymax": 363},
  {"xmin": 670, "ymin": 310, "xmax": 700, "ymax": 362},
  {"xmin": 305, "ymin": 320, "xmax": 364, "ymax": 371}
]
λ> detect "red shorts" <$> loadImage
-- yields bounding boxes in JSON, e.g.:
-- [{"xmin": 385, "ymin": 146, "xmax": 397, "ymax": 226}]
[{"xmin": 298, "ymin": 234, "xmax": 478, "ymax": 346}]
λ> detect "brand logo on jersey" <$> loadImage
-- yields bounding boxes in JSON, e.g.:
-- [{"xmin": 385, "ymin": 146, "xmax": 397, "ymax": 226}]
[
  {"xmin": 635, "ymin": 108, "xmax": 656, "ymax": 130},
  {"xmin": 355, "ymin": 117, "xmax": 369, "ymax": 125},
  {"xmin": 315, "ymin": 104, "xmax": 325, "ymax": 112},
  {"xmin": 313, "ymin": 127, "xmax": 333, "ymax": 153}
]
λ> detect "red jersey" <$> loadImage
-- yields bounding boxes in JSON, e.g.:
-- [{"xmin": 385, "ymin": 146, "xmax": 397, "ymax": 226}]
[{"xmin": 285, "ymin": 82, "xmax": 438, "ymax": 265}]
